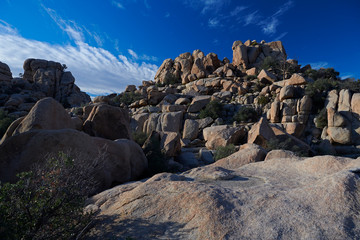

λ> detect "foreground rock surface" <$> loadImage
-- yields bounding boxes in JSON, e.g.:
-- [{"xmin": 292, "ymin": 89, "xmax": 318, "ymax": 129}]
[
  {"xmin": 0, "ymin": 129, "xmax": 147, "ymax": 193},
  {"xmin": 86, "ymin": 153, "xmax": 360, "ymax": 239}
]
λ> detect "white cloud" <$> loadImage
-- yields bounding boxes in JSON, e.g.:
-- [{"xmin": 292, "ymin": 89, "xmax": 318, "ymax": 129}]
[
  {"xmin": 310, "ymin": 61, "xmax": 329, "ymax": 69},
  {"xmin": 244, "ymin": 11, "xmax": 260, "ymax": 26},
  {"xmin": 184, "ymin": 0, "xmax": 230, "ymax": 14},
  {"xmin": 112, "ymin": 0, "xmax": 125, "ymax": 9},
  {"xmin": 0, "ymin": 19, "xmax": 158, "ymax": 96},
  {"xmin": 259, "ymin": 0, "xmax": 294, "ymax": 35},
  {"xmin": 272, "ymin": 32, "xmax": 288, "ymax": 41},
  {"xmin": 208, "ymin": 18, "xmax": 221, "ymax": 28},
  {"xmin": 230, "ymin": 6, "xmax": 247, "ymax": 16},
  {"xmin": 128, "ymin": 49, "xmax": 138, "ymax": 59}
]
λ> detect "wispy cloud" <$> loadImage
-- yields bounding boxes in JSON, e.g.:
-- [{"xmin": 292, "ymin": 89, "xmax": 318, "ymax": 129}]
[
  {"xmin": 184, "ymin": 0, "xmax": 231, "ymax": 14},
  {"xmin": 244, "ymin": 11, "xmax": 260, "ymax": 26},
  {"xmin": 128, "ymin": 49, "xmax": 158, "ymax": 61},
  {"xmin": 112, "ymin": 0, "xmax": 125, "ymax": 9},
  {"xmin": 165, "ymin": 12, "xmax": 170, "ymax": 18},
  {"xmin": 208, "ymin": 18, "xmax": 222, "ymax": 28},
  {"xmin": 259, "ymin": 0, "xmax": 294, "ymax": 35},
  {"xmin": 42, "ymin": 5, "xmax": 85, "ymax": 42},
  {"xmin": 128, "ymin": 49, "xmax": 138, "ymax": 59},
  {"xmin": 230, "ymin": 6, "xmax": 247, "ymax": 16},
  {"xmin": 310, "ymin": 61, "xmax": 329, "ymax": 69},
  {"xmin": 272, "ymin": 32, "xmax": 288, "ymax": 41},
  {"xmin": 0, "ymin": 17, "xmax": 157, "ymax": 96}
]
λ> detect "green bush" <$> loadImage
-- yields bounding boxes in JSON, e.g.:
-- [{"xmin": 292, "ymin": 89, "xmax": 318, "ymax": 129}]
[
  {"xmin": 214, "ymin": 144, "xmax": 236, "ymax": 161},
  {"xmin": 315, "ymin": 108, "xmax": 327, "ymax": 129},
  {"xmin": 260, "ymin": 56, "xmax": 277, "ymax": 70},
  {"xmin": 304, "ymin": 67, "xmax": 339, "ymax": 81},
  {"xmin": 0, "ymin": 152, "xmax": 96, "ymax": 239},
  {"xmin": 112, "ymin": 92, "xmax": 143, "ymax": 106},
  {"xmin": 0, "ymin": 110, "xmax": 15, "ymax": 138},
  {"xmin": 339, "ymin": 78, "xmax": 360, "ymax": 93},
  {"xmin": 233, "ymin": 106, "xmax": 259, "ymax": 123},
  {"xmin": 244, "ymin": 75, "xmax": 257, "ymax": 81},
  {"xmin": 265, "ymin": 138, "xmax": 308, "ymax": 157},
  {"xmin": 133, "ymin": 131, "xmax": 148, "ymax": 147},
  {"xmin": 257, "ymin": 95, "xmax": 270, "ymax": 105},
  {"xmin": 305, "ymin": 78, "xmax": 339, "ymax": 97},
  {"xmin": 199, "ymin": 100, "xmax": 223, "ymax": 119}
]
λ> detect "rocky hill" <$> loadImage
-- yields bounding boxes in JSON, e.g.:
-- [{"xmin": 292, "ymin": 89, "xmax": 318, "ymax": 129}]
[{"xmin": 0, "ymin": 40, "xmax": 360, "ymax": 239}]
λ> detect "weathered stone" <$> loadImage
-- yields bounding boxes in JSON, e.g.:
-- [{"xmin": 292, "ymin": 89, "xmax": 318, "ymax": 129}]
[
  {"xmin": 188, "ymin": 95, "xmax": 211, "ymax": 113},
  {"xmin": 232, "ymin": 41, "xmax": 248, "ymax": 68},
  {"xmin": 338, "ymin": 89, "xmax": 352, "ymax": 112},
  {"xmin": 86, "ymin": 152, "xmax": 359, "ymax": 240},
  {"xmin": 214, "ymin": 143, "xmax": 267, "ymax": 169},
  {"xmin": 125, "ymin": 85, "xmax": 136, "ymax": 92},
  {"xmin": 93, "ymin": 95, "xmax": 110, "ymax": 104},
  {"xmin": 175, "ymin": 97, "xmax": 191, "ymax": 105},
  {"xmin": 83, "ymin": 104, "xmax": 131, "ymax": 140},
  {"xmin": 328, "ymin": 108, "xmax": 346, "ymax": 127},
  {"xmin": 160, "ymin": 131, "xmax": 181, "ymax": 157},
  {"xmin": 327, "ymin": 126, "xmax": 352, "ymax": 144},
  {"xmin": 159, "ymin": 111, "xmax": 183, "ymax": 133},
  {"xmin": 286, "ymin": 73, "xmax": 307, "ymax": 85},
  {"xmin": 191, "ymin": 58, "xmax": 206, "ymax": 79},
  {"xmin": 182, "ymin": 119, "xmax": 199, "ymax": 140},
  {"xmin": 0, "ymin": 129, "xmax": 147, "ymax": 193},
  {"xmin": 298, "ymin": 95, "xmax": 312, "ymax": 113},
  {"xmin": 203, "ymin": 125, "xmax": 246, "ymax": 150},
  {"xmin": 248, "ymin": 117, "xmax": 276, "ymax": 148},
  {"xmin": 3, "ymin": 97, "xmax": 74, "ymax": 142},
  {"xmin": 203, "ymin": 53, "xmax": 221, "ymax": 74},
  {"xmin": 131, "ymin": 113, "xmax": 149, "ymax": 133},
  {"xmin": 0, "ymin": 61, "xmax": 12, "ymax": 82},
  {"xmin": 269, "ymin": 100, "xmax": 280, "ymax": 123},
  {"xmin": 154, "ymin": 58, "xmax": 177, "ymax": 84},
  {"xmin": 325, "ymin": 89, "xmax": 339, "ymax": 110},
  {"xmin": 279, "ymin": 85, "xmax": 295, "ymax": 101},
  {"xmin": 247, "ymin": 45, "xmax": 261, "ymax": 64},
  {"xmin": 283, "ymin": 122, "xmax": 305, "ymax": 137},
  {"xmin": 246, "ymin": 67, "xmax": 257, "ymax": 76},
  {"xmin": 196, "ymin": 117, "xmax": 214, "ymax": 129},
  {"xmin": 351, "ymin": 93, "xmax": 360, "ymax": 116},
  {"xmin": 257, "ymin": 69, "xmax": 277, "ymax": 83}
]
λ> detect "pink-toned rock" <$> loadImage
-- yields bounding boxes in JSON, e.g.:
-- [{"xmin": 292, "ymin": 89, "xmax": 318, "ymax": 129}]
[
  {"xmin": 232, "ymin": 41, "xmax": 248, "ymax": 67},
  {"xmin": 0, "ymin": 129, "xmax": 147, "ymax": 193},
  {"xmin": 214, "ymin": 143, "xmax": 267, "ymax": 169},
  {"xmin": 246, "ymin": 67, "xmax": 257, "ymax": 76},
  {"xmin": 351, "ymin": 93, "xmax": 360, "ymax": 116},
  {"xmin": 257, "ymin": 69, "xmax": 277, "ymax": 83},
  {"xmin": 248, "ymin": 117, "xmax": 276, "ymax": 148},
  {"xmin": 160, "ymin": 131, "xmax": 181, "ymax": 157},
  {"xmin": 203, "ymin": 125, "xmax": 246, "ymax": 150},
  {"xmin": 86, "ymin": 152, "xmax": 360, "ymax": 240},
  {"xmin": 83, "ymin": 104, "xmax": 131, "ymax": 140},
  {"xmin": 2, "ymin": 97, "xmax": 74, "ymax": 143}
]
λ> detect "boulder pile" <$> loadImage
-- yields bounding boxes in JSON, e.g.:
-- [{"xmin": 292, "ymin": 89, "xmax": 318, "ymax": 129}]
[{"xmin": 0, "ymin": 59, "xmax": 90, "ymax": 119}]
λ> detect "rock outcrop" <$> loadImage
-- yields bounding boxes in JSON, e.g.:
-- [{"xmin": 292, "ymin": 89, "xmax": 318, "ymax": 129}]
[
  {"xmin": 0, "ymin": 59, "xmax": 90, "ymax": 119},
  {"xmin": 85, "ymin": 152, "xmax": 360, "ymax": 239}
]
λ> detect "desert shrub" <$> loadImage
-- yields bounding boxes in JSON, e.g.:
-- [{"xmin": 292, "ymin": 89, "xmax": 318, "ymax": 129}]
[
  {"xmin": 214, "ymin": 144, "xmax": 236, "ymax": 161},
  {"xmin": 0, "ymin": 110, "xmax": 15, "ymax": 138},
  {"xmin": 339, "ymin": 78, "xmax": 360, "ymax": 93},
  {"xmin": 260, "ymin": 56, "xmax": 277, "ymax": 70},
  {"xmin": 305, "ymin": 78, "xmax": 339, "ymax": 113},
  {"xmin": 314, "ymin": 108, "xmax": 327, "ymax": 129},
  {"xmin": 0, "ymin": 152, "xmax": 97, "ymax": 240},
  {"xmin": 244, "ymin": 75, "xmax": 257, "ymax": 81},
  {"xmin": 199, "ymin": 100, "xmax": 223, "ymax": 119},
  {"xmin": 233, "ymin": 106, "xmax": 259, "ymax": 123},
  {"xmin": 304, "ymin": 67, "xmax": 339, "ymax": 81},
  {"xmin": 133, "ymin": 131, "xmax": 148, "ymax": 147},
  {"xmin": 112, "ymin": 92, "xmax": 143, "ymax": 106},
  {"xmin": 266, "ymin": 138, "xmax": 308, "ymax": 157},
  {"xmin": 257, "ymin": 95, "xmax": 270, "ymax": 105}
]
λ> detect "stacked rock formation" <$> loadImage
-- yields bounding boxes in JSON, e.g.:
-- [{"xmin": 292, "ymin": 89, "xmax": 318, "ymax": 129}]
[{"xmin": 0, "ymin": 59, "xmax": 90, "ymax": 119}]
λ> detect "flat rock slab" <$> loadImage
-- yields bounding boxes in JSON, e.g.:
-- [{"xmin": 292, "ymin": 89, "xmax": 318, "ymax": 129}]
[{"xmin": 86, "ymin": 154, "xmax": 360, "ymax": 239}]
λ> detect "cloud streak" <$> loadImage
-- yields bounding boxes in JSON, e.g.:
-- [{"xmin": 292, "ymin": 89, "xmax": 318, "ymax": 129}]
[{"xmin": 0, "ymin": 17, "xmax": 158, "ymax": 96}]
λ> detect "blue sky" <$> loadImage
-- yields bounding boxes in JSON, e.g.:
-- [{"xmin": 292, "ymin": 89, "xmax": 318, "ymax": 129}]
[{"xmin": 0, "ymin": 0, "xmax": 359, "ymax": 95}]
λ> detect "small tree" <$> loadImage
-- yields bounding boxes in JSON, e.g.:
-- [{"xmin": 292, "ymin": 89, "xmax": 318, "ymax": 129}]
[
  {"xmin": 0, "ymin": 151, "xmax": 102, "ymax": 239},
  {"xmin": 199, "ymin": 100, "xmax": 223, "ymax": 119}
]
